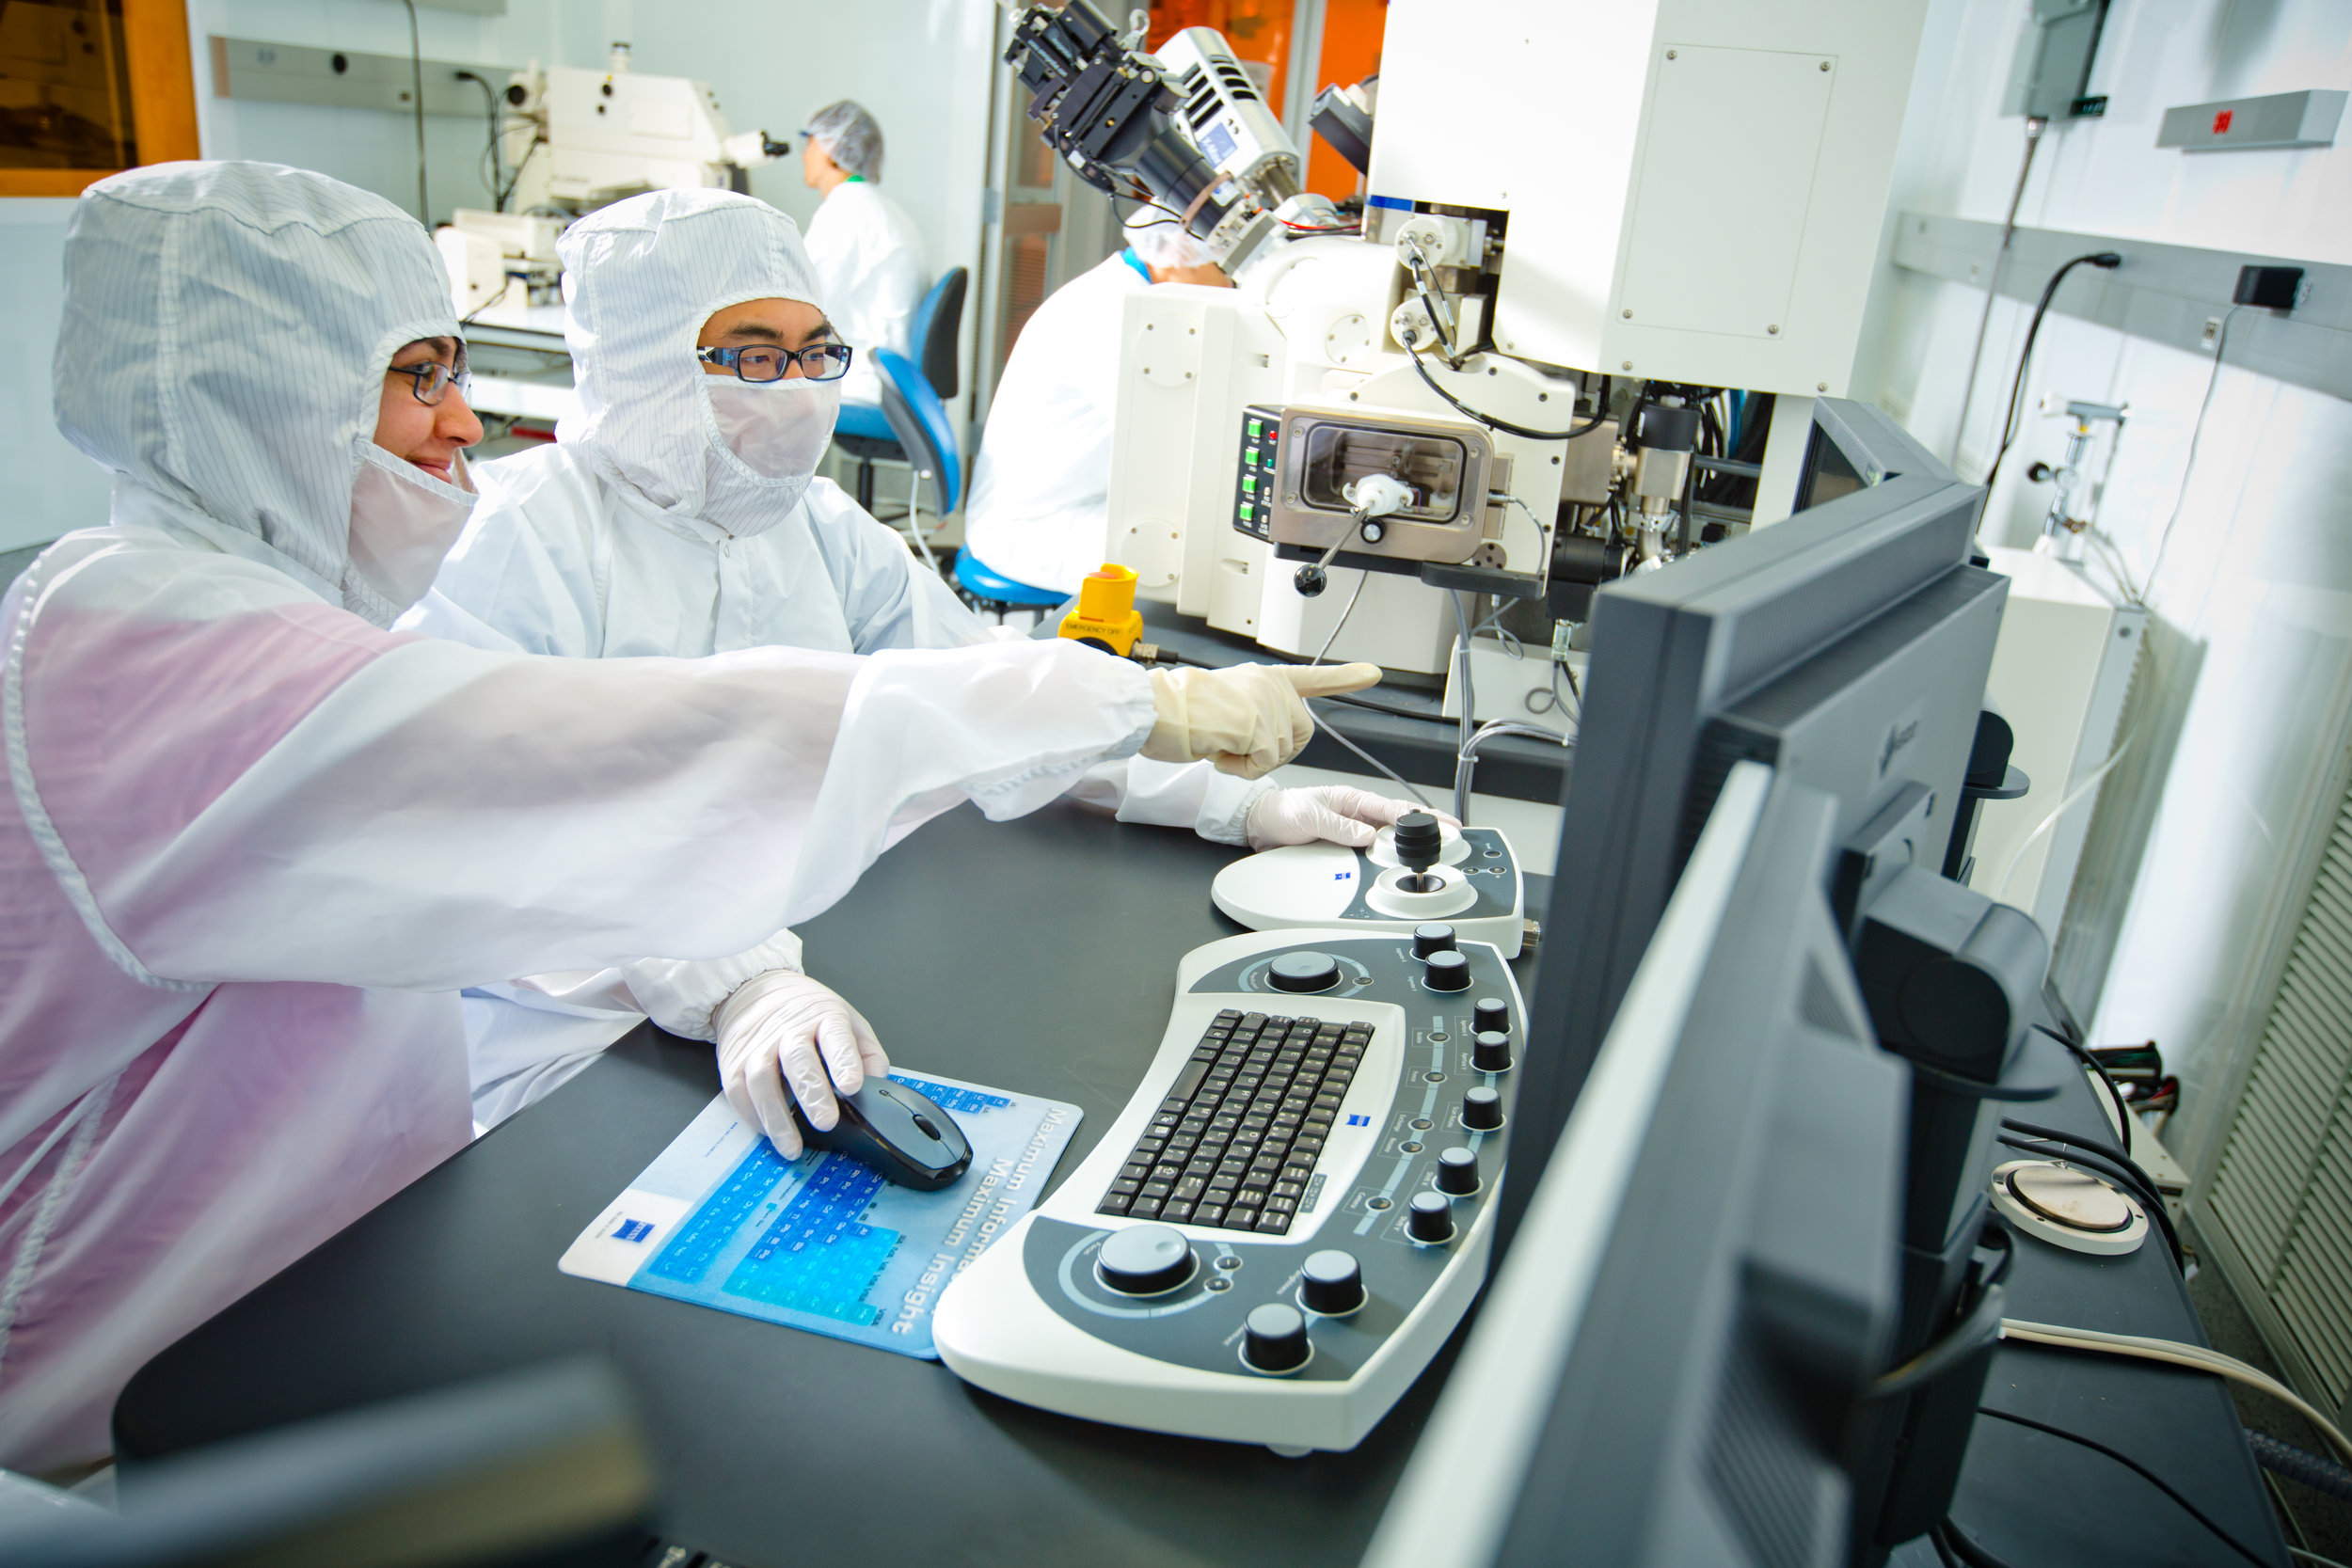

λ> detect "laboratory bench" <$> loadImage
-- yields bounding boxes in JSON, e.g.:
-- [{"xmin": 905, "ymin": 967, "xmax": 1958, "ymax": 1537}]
[{"xmin": 115, "ymin": 799, "xmax": 2280, "ymax": 1566}]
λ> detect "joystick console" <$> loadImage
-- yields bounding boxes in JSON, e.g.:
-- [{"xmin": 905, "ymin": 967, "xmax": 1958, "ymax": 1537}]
[
  {"xmin": 932, "ymin": 927, "xmax": 1527, "ymax": 1454},
  {"xmin": 1211, "ymin": 822, "xmax": 1527, "ymax": 958}
]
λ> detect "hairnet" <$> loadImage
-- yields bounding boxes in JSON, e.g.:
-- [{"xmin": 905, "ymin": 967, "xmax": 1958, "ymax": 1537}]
[
  {"xmin": 54, "ymin": 161, "xmax": 456, "ymax": 597},
  {"xmin": 803, "ymin": 100, "xmax": 884, "ymax": 181},
  {"xmin": 1123, "ymin": 208, "xmax": 1219, "ymax": 272},
  {"xmin": 556, "ymin": 187, "xmax": 830, "ymax": 532}
]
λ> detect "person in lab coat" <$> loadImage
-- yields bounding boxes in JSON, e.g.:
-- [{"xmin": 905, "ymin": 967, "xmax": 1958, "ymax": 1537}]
[
  {"xmin": 408, "ymin": 187, "xmax": 1423, "ymax": 1135},
  {"xmin": 799, "ymin": 100, "xmax": 926, "ymax": 407},
  {"xmin": 0, "ymin": 161, "xmax": 1364, "ymax": 1475},
  {"xmin": 960, "ymin": 211, "xmax": 1233, "ymax": 596}
]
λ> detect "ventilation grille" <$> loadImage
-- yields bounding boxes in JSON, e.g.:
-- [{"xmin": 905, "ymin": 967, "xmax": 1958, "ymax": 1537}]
[
  {"xmin": 2207, "ymin": 779, "xmax": 2352, "ymax": 1413},
  {"xmin": 1703, "ymin": 1326, "xmax": 1834, "ymax": 1568}
]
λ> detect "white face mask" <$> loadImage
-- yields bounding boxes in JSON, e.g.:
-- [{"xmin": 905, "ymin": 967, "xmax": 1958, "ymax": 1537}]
[
  {"xmin": 343, "ymin": 442, "xmax": 477, "ymax": 626},
  {"xmin": 707, "ymin": 375, "xmax": 840, "ymax": 481},
  {"xmin": 696, "ymin": 374, "xmax": 840, "ymax": 539}
]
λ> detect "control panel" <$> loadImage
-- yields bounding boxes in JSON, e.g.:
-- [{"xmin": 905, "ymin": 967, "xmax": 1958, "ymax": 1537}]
[
  {"xmin": 1212, "ymin": 823, "xmax": 1527, "ymax": 958},
  {"xmin": 931, "ymin": 927, "xmax": 1525, "ymax": 1454},
  {"xmin": 1232, "ymin": 403, "xmax": 1281, "ymax": 543}
]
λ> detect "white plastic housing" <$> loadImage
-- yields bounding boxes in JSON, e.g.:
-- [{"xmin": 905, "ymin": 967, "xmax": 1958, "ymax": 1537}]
[
  {"xmin": 1366, "ymin": 0, "xmax": 1932, "ymax": 397},
  {"xmin": 544, "ymin": 65, "xmax": 742, "ymax": 200}
]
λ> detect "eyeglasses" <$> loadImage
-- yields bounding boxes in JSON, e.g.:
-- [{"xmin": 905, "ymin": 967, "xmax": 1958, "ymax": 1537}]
[
  {"xmin": 388, "ymin": 354, "xmax": 472, "ymax": 406},
  {"xmin": 696, "ymin": 342, "xmax": 854, "ymax": 383}
]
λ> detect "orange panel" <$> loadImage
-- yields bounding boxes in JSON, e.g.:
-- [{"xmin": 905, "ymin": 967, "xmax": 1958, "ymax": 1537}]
[{"xmin": 1304, "ymin": 0, "xmax": 1387, "ymax": 199}]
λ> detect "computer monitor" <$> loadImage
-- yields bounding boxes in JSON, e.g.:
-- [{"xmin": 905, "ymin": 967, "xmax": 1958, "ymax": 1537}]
[
  {"xmin": 1503, "ymin": 398, "xmax": 2000, "ymax": 1251},
  {"xmin": 1362, "ymin": 765, "xmax": 1909, "ymax": 1567}
]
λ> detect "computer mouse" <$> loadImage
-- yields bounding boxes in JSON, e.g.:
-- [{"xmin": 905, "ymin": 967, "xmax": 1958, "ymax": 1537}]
[{"xmin": 792, "ymin": 1077, "xmax": 972, "ymax": 1192}]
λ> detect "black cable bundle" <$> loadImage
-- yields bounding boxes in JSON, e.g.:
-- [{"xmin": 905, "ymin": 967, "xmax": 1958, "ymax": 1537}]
[{"xmin": 2249, "ymin": 1431, "xmax": 2352, "ymax": 1503}]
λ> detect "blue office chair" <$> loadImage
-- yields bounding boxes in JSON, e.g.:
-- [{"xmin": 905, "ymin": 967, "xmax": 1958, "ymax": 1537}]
[
  {"xmin": 836, "ymin": 266, "xmax": 967, "ymax": 513},
  {"xmin": 868, "ymin": 346, "xmax": 961, "ymax": 568}
]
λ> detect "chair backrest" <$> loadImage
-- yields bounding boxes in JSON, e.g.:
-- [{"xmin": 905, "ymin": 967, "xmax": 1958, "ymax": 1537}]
[
  {"xmin": 873, "ymin": 346, "xmax": 961, "ymax": 516},
  {"xmin": 910, "ymin": 267, "xmax": 968, "ymax": 401}
]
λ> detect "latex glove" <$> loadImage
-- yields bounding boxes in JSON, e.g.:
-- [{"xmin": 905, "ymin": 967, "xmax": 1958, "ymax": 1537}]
[
  {"xmin": 1244, "ymin": 785, "xmax": 1461, "ymax": 851},
  {"xmin": 1141, "ymin": 662, "xmax": 1382, "ymax": 779},
  {"xmin": 713, "ymin": 970, "xmax": 890, "ymax": 1159}
]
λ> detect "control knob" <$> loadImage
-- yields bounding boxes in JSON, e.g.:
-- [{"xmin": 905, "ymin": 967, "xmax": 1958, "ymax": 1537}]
[
  {"xmin": 1393, "ymin": 813, "xmax": 1445, "ymax": 893},
  {"xmin": 1473, "ymin": 996, "xmax": 1510, "ymax": 1034},
  {"xmin": 1268, "ymin": 951, "xmax": 1341, "ymax": 993},
  {"xmin": 1299, "ymin": 1249, "xmax": 1365, "ymax": 1316},
  {"xmin": 1472, "ymin": 1031, "xmax": 1513, "ymax": 1072},
  {"xmin": 1244, "ymin": 1302, "xmax": 1311, "ymax": 1372},
  {"xmin": 1462, "ymin": 1085, "xmax": 1503, "ymax": 1132},
  {"xmin": 1406, "ymin": 1190, "xmax": 1455, "ymax": 1244},
  {"xmin": 1096, "ymin": 1225, "xmax": 1196, "ymax": 1296},
  {"xmin": 1411, "ymin": 923, "xmax": 1457, "ymax": 958},
  {"xmin": 1436, "ymin": 1146, "xmax": 1480, "ymax": 1196},
  {"xmin": 1424, "ymin": 950, "xmax": 1470, "ymax": 992}
]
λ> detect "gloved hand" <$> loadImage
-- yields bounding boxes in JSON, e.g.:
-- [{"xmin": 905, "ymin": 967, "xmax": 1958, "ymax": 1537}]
[
  {"xmin": 1141, "ymin": 662, "xmax": 1382, "ymax": 779},
  {"xmin": 713, "ymin": 970, "xmax": 890, "ymax": 1159},
  {"xmin": 1245, "ymin": 785, "xmax": 1460, "ymax": 851}
]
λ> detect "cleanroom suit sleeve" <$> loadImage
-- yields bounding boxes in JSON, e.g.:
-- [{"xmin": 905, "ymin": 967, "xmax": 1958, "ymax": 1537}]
[
  {"xmin": 485, "ymin": 927, "xmax": 806, "ymax": 1041},
  {"xmin": 11, "ymin": 543, "xmax": 1155, "ymax": 993},
  {"xmin": 816, "ymin": 491, "xmax": 1276, "ymax": 841}
]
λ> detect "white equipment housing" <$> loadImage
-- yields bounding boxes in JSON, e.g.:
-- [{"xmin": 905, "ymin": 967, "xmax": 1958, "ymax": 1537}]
[{"xmin": 1095, "ymin": 0, "xmax": 1933, "ymax": 673}]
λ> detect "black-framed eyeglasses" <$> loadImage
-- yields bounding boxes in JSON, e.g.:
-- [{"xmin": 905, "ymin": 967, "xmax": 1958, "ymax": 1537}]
[
  {"xmin": 697, "ymin": 342, "xmax": 853, "ymax": 383},
  {"xmin": 387, "ymin": 352, "xmax": 472, "ymax": 406}
]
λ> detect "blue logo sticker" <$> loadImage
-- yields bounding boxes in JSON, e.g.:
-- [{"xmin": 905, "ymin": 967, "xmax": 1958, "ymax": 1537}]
[
  {"xmin": 1334, "ymin": 871, "xmax": 1352, "ymax": 881},
  {"xmin": 1346, "ymin": 1114, "xmax": 1372, "ymax": 1127},
  {"xmin": 612, "ymin": 1218, "xmax": 654, "ymax": 1243}
]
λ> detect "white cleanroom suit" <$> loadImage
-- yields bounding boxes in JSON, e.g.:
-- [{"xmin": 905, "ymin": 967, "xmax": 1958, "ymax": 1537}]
[
  {"xmin": 0, "ymin": 162, "xmax": 1248, "ymax": 1473},
  {"xmin": 803, "ymin": 179, "xmax": 926, "ymax": 408},
  {"xmin": 961, "ymin": 212, "xmax": 1226, "ymax": 595},
  {"xmin": 409, "ymin": 188, "xmax": 1399, "ymax": 1132}
]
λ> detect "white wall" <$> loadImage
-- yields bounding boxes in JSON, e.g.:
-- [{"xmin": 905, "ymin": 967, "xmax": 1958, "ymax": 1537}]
[
  {"xmin": 1858, "ymin": 0, "xmax": 2352, "ymax": 1171},
  {"xmin": 0, "ymin": 202, "xmax": 115, "ymax": 552},
  {"xmin": 0, "ymin": 0, "xmax": 999, "ymax": 555}
]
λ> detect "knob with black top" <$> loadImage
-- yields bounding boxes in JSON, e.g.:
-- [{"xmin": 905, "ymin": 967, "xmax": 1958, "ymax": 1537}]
[
  {"xmin": 1436, "ymin": 1146, "xmax": 1480, "ymax": 1196},
  {"xmin": 1268, "ymin": 950, "xmax": 1341, "ymax": 993},
  {"xmin": 1392, "ymin": 813, "xmax": 1444, "ymax": 874},
  {"xmin": 1407, "ymin": 1190, "xmax": 1455, "ymax": 1244},
  {"xmin": 1299, "ymin": 1249, "xmax": 1365, "ymax": 1315},
  {"xmin": 1244, "ymin": 1302, "xmax": 1311, "ymax": 1372},
  {"xmin": 1096, "ymin": 1225, "xmax": 1196, "ymax": 1296},
  {"xmin": 1473, "ymin": 996, "xmax": 1510, "ymax": 1035},
  {"xmin": 1472, "ymin": 1030, "xmax": 1513, "ymax": 1072},
  {"xmin": 1462, "ymin": 1085, "xmax": 1503, "ymax": 1131},
  {"xmin": 1412, "ymin": 923, "xmax": 1457, "ymax": 958},
  {"xmin": 1424, "ymin": 949, "xmax": 1470, "ymax": 991}
]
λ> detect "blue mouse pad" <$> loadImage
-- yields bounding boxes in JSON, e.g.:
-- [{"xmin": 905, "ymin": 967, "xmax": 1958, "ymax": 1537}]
[{"xmin": 560, "ymin": 1071, "xmax": 1080, "ymax": 1358}]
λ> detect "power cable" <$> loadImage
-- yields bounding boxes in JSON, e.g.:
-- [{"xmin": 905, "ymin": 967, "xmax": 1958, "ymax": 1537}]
[
  {"xmin": 1949, "ymin": 116, "xmax": 2048, "ymax": 467},
  {"xmin": 1980, "ymin": 250, "xmax": 2123, "ymax": 493},
  {"xmin": 1404, "ymin": 340, "xmax": 1607, "ymax": 441},
  {"xmin": 454, "ymin": 70, "xmax": 500, "ymax": 208},
  {"xmin": 1973, "ymin": 1405, "xmax": 2270, "ymax": 1567},
  {"xmin": 398, "ymin": 0, "xmax": 429, "ymax": 225},
  {"xmin": 2142, "ymin": 303, "xmax": 2246, "ymax": 599}
]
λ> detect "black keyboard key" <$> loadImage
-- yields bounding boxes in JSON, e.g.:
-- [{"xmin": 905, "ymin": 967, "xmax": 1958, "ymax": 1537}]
[
  {"xmin": 1121, "ymin": 1162, "xmax": 1154, "ymax": 1184},
  {"xmin": 1241, "ymin": 1012, "xmax": 1267, "ymax": 1029},
  {"xmin": 1294, "ymin": 1136, "xmax": 1325, "ymax": 1157},
  {"xmin": 1239, "ymin": 1173, "xmax": 1273, "ymax": 1195},
  {"xmin": 1152, "ymin": 1164, "xmax": 1184, "ymax": 1183},
  {"xmin": 1174, "ymin": 1176, "xmax": 1208, "ymax": 1202},
  {"xmin": 1227, "ymin": 1204, "xmax": 1260, "ymax": 1227},
  {"xmin": 1195, "ymin": 1204, "xmax": 1227, "ymax": 1227},
  {"xmin": 1140, "ymin": 1180, "xmax": 1173, "ymax": 1199},
  {"xmin": 1254, "ymin": 1212, "xmax": 1290, "ymax": 1234},
  {"xmin": 1163, "ymin": 1201, "xmax": 1195, "ymax": 1224},
  {"xmin": 1131, "ymin": 1197, "xmax": 1163, "ymax": 1218},
  {"xmin": 1098, "ymin": 1193, "xmax": 1131, "ymax": 1216},
  {"xmin": 1273, "ymin": 1180, "xmax": 1304, "ymax": 1200},
  {"xmin": 1109, "ymin": 1178, "xmax": 1141, "ymax": 1196},
  {"xmin": 1168, "ymin": 1057, "xmax": 1212, "ymax": 1103},
  {"xmin": 1184, "ymin": 1157, "xmax": 1217, "ymax": 1179}
]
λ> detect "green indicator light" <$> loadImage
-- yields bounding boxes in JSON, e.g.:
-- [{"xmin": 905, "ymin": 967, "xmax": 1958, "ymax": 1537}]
[
  {"xmin": 1244, "ymin": 446, "xmax": 1260, "ymax": 467},
  {"xmin": 1241, "ymin": 474, "xmax": 1257, "ymax": 494},
  {"xmin": 1239, "ymin": 502, "xmax": 1255, "ymax": 520},
  {"xmin": 1247, "ymin": 419, "xmax": 1263, "ymax": 438}
]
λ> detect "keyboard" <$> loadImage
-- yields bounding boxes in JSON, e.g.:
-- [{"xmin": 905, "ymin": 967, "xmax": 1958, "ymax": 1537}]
[
  {"xmin": 934, "ymin": 927, "xmax": 1526, "ymax": 1455},
  {"xmin": 1095, "ymin": 1008, "xmax": 1373, "ymax": 1233}
]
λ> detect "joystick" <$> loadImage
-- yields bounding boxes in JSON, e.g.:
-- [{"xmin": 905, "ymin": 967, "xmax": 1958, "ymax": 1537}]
[{"xmin": 1392, "ymin": 813, "xmax": 1445, "ymax": 894}]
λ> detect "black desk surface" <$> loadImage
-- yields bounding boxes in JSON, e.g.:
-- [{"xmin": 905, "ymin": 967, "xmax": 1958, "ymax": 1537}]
[{"xmin": 116, "ymin": 800, "xmax": 2280, "ymax": 1566}]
